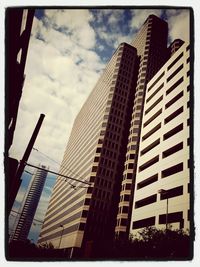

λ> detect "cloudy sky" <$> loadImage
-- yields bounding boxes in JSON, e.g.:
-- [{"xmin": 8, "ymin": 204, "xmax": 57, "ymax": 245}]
[{"xmin": 8, "ymin": 8, "xmax": 190, "ymax": 243}]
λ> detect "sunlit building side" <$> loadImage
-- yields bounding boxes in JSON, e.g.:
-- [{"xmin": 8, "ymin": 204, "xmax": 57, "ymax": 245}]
[{"xmin": 129, "ymin": 42, "xmax": 190, "ymax": 235}]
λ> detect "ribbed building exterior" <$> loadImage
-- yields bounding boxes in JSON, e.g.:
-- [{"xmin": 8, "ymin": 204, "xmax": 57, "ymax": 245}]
[
  {"xmin": 12, "ymin": 165, "xmax": 48, "ymax": 241},
  {"xmin": 38, "ymin": 43, "xmax": 139, "ymax": 255},
  {"xmin": 129, "ymin": 42, "xmax": 190, "ymax": 235},
  {"xmin": 115, "ymin": 15, "xmax": 168, "ymax": 237},
  {"xmin": 38, "ymin": 14, "xmax": 191, "ymax": 257}
]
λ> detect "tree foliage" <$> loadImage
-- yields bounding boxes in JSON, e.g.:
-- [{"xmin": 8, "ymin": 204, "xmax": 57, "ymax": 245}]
[
  {"xmin": 92, "ymin": 227, "xmax": 192, "ymax": 260},
  {"xmin": 6, "ymin": 227, "xmax": 192, "ymax": 260}
]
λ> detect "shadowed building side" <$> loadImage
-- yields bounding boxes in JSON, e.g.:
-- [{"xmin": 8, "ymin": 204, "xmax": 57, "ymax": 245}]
[{"xmin": 115, "ymin": 14, "xmax": 168, "ymax": 238}]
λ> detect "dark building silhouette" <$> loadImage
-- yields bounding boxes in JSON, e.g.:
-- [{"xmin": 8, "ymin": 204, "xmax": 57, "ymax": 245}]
[
  {"xmin": 5, "ymin": 8, "xmax": 35, "ymax": 153},
  {"xmin": 116, "ymin": 14, "xmax": 168, "ymax": 238},
  {"xmin": 5, "ymin": 8, "xmax": 35, "ymax": 217}
]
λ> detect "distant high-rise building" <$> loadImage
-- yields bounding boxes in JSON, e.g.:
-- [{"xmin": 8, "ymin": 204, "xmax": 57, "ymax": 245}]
[
  {"xmin": 129, "ymin": 41, "xmax": 190, "ymax": 235},
  {"xmin": 38, "ymin": 13, "xmax": 191, "ymax": 258},
  {"xmin": 12, "ymin": 165, "xmax": 48, "ymax": 242},
  {"xmin": 168, "ymin": 39, "xmax": 184, "ymax": 57}
]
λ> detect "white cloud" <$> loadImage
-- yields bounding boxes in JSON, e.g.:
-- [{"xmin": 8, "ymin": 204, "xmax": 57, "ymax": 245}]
[
  {"xmin": 166, "ymin": 9, "xmax": 190, "ymax": 43},
  {"xmin": 44, "ymin": 9, "xmax": 96, "ymax": 50},
  {"xmin": 129, "ymin": 9, "xmax": 163, "ymax": 31},
  {"xmin": 10, "ymin": 10, "xmax": 105, "ymax": 174}
]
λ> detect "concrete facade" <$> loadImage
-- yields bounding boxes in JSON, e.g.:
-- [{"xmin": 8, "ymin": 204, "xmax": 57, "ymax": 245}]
[
  {"xmin": 129, "ymin": 42, "xmax": 190, "ymax": 235},
  {"xmin": 115, "ymin": 14, "xmax": 168, "ymax": 237},
  {"xmin": 38, "ymin": 43, "xmax": 139, "ymax": 253}
]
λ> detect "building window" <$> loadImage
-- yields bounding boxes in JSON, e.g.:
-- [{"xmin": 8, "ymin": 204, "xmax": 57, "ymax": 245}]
[
  {"xmin": 132, "ymin": 216, "xmax": 155, "ymax": 229},
  {"xmin": 161, "ymin": 162, "xmax": 183, "ymax": 178},
  {"xmin": 143, "ymin": 108, "xmax": 162, "ymax": 128},
  {"xmin": 160, "ymin": 185, "xmax": 183, "ymax": 200},
  {"xmin": 142, "ymin": 123, "xmax": 161, "ymax": 141},
  {"xmin": 141, "ymin": 138, "xmax": 160, "ymax": 156},
  {"xmin": 79, "ymin": 223, "xmax": 85, "ymax": 230},
  {"xmin": 129, "ymin": 154, "xmax": 135, "ymax": 159},
  {"xmin": 145, "ymin": 95, "xmax": 163, "ymax": 115},
  {"xmin": 128, "ymin": 163, "xmax": 134, "ymax": 169},
  {"xmin": 165, "ymin": 91, "xmax": 183, "ymax": 109},
  {"xmin": 125, "ymin": 183, "xmax": 131, "ymax": 190},
  {"xmin": 126, "ymin": 173, "xmax": 133, "ymax": 179},
  {"xmin": 87, "ymin": 187, "xmax": 93, "ymax": 194},
  {"xmin": 159, "ymin": 211, "xmax": 183, "ymax": 225},
  {"xmin": 167, "ymin": 64, "xmax": 184, "ymax": 82},
  {"xmin": 124, "ymin": 194, "xmax": 130, "ymax": 201},
  {"xmin": 82, "ymin": 210, "xmax": 88, "ymax": 217},
  {"xmin": 84, "ymin": 198, "xmax": 90, "ymax": 205},
  {"xmin": 163, "ymin": 123, "xmax": 183, "ymax": 140},
  {"xmin": 167, "ymin": 52, "xmax": 183, "ymax": 71},
  {"xmin": 137, "ymin": 174, "xmax": 158, "ymax": 189},
  {"xmin": 147, "ymin": 71, "xmax": 165, "ymax": 92},
  {"xmin": 187, "ymin": 138, "xmax": 190, "ymax": 146},
  {"xmin": 135, "ymin": 194, "xmax": 157, "ymax": 209},
  {"xmin": 94, "ymin": 157, "xmax": 99, "ymax": 162},
  {"xmin": 188, "ymin": 210, "xmax": 190, "ymax": 221},
  {"xmin": 139, "ymin": 155, "xmax": 159, "ymax": 172},
  {"xmin": 120, "ymin": 218, "xmax": 127, "ymax": 226},
  {"xmin": 166, "ymin": 77, "xmax": 184, "ymax": 95},
  {"xmin": 162, "ymin": 142, "xmax": 183, "ymax": 158},
  {"xmin": 164, "ymin": 106, "xmax": 183, "ymax": 124},
  {"xmin": 122, "ymin": 206, "xmax": 129, "ymax": 213},
  {"xmin": 146, "ymin": 83, "xmax": 164, "ymax": 103},
  {"xmin": 90, "ymin": 176, "xmax": 96, "ymax": 183}
]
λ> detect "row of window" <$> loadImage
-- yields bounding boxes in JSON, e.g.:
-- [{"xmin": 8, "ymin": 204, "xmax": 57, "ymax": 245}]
[
  {"xmin": 143, "ymin": 101, "xmax": 185, "ymax": 129},
  {"xmin": 141, "ymin": 132, "xmax": 183, "ymax": 157},
  {"xmin": 146, "ymin": 57, "xmax": 187, "ymax": 106},
  {"xmin": 135, "ymin": 184, "xmax": 184, "ymax": 209},
  {"xmin": 132, "ymin": 211, "xmax": 184, "ymax": 229},
  {"xmin": 139, "ymin": 147, "xmax": 184, "ymax": 176},
  {"xmin": 43, "ymin": 198, "xmax": 85, "ymax": 229}
]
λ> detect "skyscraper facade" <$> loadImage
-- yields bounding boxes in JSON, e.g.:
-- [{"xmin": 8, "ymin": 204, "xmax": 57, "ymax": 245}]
[
  {"xmin": 38, "ymin": 42, "xmax": 139, "ymax": 255},
  {"xmin": 38, "ymin": 13, "xmax": 191, "ymax": 257},
  {"xmin": 129, "ymin": 42, "xmax": 190, "ymax": 235},
  {"xmin": 115, "ymin": 15, "xmax": 168, "ymax": 237},
  {"xmin": 12, "ymin": 165, "xmax": 48, "ymax": 242}
]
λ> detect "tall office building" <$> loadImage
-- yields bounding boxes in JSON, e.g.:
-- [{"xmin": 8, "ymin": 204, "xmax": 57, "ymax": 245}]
[
  {"xmin": 38, "ymin": 13, "xmax": 191, "ymax": 257},
  {"xmin": 38, "ymin": 43, "xmax": 139, "ymax": 255},
  {"xmin": 12, "ymin": 165, "xmax": 48, "ymax": 242},
  {"xmin": 115, "ymin": 15, "xmax": 168, "ymax": 237},
  {"xmin": 129, "ymin": 42, "xmax": 190, "ymax": 235}
]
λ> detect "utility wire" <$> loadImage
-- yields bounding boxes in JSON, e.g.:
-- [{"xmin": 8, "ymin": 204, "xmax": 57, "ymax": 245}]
[
  {"xmin": 25, "ymin": 162, "xmax": 92, "ymax": 186},
  {"xmin": 10, "ymin": 209, "xmax": 43, "ymax": 223},
  {"xmin": 33, "ymin": 147, "xmax": 87, "ymax": 186}
]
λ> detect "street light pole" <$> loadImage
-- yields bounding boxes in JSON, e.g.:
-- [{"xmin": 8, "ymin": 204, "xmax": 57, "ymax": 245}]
[
  {"xmin": 59, "ymin": 225, "xmax": 64, "ymax": 249},
  {"xmin": 166, "ymin": 197, "xmax": 169, "ymax": 231},
  {"xmin": 158, "ymin": 189, "xmax": 169, "ymax": 231}
]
